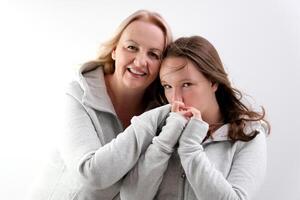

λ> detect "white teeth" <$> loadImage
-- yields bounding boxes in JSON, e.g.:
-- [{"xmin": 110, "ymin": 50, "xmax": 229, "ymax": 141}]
[{"xmin": 128, "ymin": 68, "xmax": 146, "ymax": 76}]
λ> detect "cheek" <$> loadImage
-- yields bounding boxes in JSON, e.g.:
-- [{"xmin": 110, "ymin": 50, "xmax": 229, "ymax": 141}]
[
  {"xmin": 149, "ymin": 61, "xmax": 161, "ymax": 74},
  {"xmin": 164, "ymin": 91, "xmax": 173, "ymax": 103},
  {"xmin": 114, "ymin": 53, "xmax": 126, "ymax": 69},
  {"xmin": 183, "ymin": 91, "xmax": 202, "ymax": 108},
  {"xmin": 116, "ymin": 49, "xmax": 134, "ymax": 65}
]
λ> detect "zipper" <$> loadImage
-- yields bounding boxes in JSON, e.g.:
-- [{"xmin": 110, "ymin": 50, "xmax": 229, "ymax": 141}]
[{"xmin": 180, "ymin": 167, "xmax": 186, "ymax": 200}]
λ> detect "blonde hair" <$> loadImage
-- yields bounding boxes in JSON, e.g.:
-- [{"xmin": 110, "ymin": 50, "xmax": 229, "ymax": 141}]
[{"xmin": 82, "ymin": 10, "xmax": 172, "ymax": 74}]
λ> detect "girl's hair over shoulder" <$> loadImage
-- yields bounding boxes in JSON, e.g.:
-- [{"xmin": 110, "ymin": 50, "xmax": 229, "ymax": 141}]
[{"xmin": 157, "ymin": 35, "xmax": 270, "ymax": 142}]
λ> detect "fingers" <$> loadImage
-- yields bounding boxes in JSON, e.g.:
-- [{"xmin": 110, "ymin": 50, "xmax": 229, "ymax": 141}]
[
  {"xmin": 171, "ymin": 101, "xmax": 189, "ymax": 120},
  {"xmin": 171, "ymin": 102, "xmax": 202, "ymax": 121},
  {"xmin": 182, "ymin": 110, "xmax": 193, "ymax": 118},
  {"xmin": 171, "ymin": 101, "xmax": 186, "ymax": 112},
  {"xmin": 185, "ymin": 106, "xmax": 202, "ymax": 120}
]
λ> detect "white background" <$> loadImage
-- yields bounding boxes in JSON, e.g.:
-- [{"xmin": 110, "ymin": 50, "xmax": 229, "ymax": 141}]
[{"xmin": 0, "ymin": 0, "xmax": 299, "ymax": 199}]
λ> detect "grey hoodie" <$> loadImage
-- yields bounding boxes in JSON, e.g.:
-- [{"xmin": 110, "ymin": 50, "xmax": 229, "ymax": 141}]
[
  {"xmin": 120, "ymin": 113, "xmax": 268, "ymax": 199},
  {"xmin": 28, "ymin": 66, "xmax": 174, "ymax": 200}
]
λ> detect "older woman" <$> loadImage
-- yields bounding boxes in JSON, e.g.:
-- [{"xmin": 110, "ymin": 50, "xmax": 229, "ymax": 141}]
[{"xmin": 29, "ymin": 10, "xmax": 172, "ymax": 200}]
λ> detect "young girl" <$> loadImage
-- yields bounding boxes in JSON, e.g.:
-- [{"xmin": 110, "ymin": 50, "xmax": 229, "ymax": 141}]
[{"xmin": 120, "ymin": 36, "xmax": 270, "ymax": 200}]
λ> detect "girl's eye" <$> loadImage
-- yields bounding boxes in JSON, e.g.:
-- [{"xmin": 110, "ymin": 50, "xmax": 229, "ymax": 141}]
[
  {"xmin": 148, "ymin": 52, "xmax": 160, "ymax": 60},
  {"xmin": 183, "ymin": 83, "xmax": 192, "ymax": 87},
  {"xmin": 162, "ymin": 84, "xmax": 171, "ymax": 89}
]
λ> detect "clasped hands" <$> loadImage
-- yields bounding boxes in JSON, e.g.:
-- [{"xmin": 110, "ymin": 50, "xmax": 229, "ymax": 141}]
[{"xmin": 171, "ymin": 101, "xmax": 202, "ymax": 122}]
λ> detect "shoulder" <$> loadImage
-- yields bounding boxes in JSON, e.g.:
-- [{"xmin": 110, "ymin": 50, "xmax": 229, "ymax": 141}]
[
  {"xmin": 244, "ymin": 120, "xmax": 269, "ymax": 137},
  {"xmin": 234, "ymin": 121, "xmax": 267, "ymax": 153}
]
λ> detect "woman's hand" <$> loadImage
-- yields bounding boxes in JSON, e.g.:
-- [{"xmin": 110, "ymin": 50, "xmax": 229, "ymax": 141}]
[{"xmin": 171, "ymin": 101, "xmax": 202, "ymax": 121}]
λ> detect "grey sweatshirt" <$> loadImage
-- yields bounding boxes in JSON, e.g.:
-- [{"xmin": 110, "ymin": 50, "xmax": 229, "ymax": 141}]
[
  {"xmin": 28, "ymin": 66, "xmax": 171, "ymax": 200},
  {"xmin": 120, "ymin": 116, "xmax": 268, "ymax": 200}
]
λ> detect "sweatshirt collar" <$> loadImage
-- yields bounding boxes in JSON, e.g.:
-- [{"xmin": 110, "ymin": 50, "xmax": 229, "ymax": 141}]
[{"xmin": 202, "ymin": 124, "xmax": 230, "ymax": 144}]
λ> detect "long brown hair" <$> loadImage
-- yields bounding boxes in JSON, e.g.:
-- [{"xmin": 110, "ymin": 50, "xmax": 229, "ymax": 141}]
[{"xmin": 158, "ymin": 36, "xmax": 270, "ymax": 142}]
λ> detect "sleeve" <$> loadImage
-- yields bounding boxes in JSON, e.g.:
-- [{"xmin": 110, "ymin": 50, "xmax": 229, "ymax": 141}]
[
  {"xmin": 120, "ymin": 112, "xmax": 187, "ymax": 200},
  {"xmin": 178, "ymin": 118, "xmax": 267, "ymax": 200},
  {"xmin": 59, "ymin": 94, "xmax": 171, "ymax": 189}
]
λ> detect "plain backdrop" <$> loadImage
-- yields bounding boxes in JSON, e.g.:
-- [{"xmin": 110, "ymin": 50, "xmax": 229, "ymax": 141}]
[{"xmin": 0, "ymin": 0, "xmax": 299, "ymax": 199}]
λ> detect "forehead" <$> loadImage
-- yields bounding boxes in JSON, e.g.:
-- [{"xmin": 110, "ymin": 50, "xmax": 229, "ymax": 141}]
[
  {"xmin": 160, "ymin": 56, "xmax": 206, "ymax": 81},
  {"xmin": 119, "ymin": 20, "xmax": 165, "ymax": 51}
]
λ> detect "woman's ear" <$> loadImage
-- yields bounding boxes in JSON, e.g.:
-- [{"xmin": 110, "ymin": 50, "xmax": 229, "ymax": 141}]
[{"xmin": 111, "ymin": 49, "xmax": 116, "ymax": 60}]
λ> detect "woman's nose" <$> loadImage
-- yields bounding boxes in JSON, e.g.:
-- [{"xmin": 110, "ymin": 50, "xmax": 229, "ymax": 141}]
[{"xmin": 134, "ymin": 53, "xmax": 147, "ymax": 67}]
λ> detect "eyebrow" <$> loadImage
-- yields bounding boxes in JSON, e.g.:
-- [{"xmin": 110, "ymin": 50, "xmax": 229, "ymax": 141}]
[
  {"xmin": 125, "ymin": 40, "xmax": 138, "ymax": 45},
  {"xmin": 125, "ymin": 39, "xmax": 162, "ymax": 53},
  {"xmin": 160, "ymin": 78, "xmax": 192, "ymax": 84}
]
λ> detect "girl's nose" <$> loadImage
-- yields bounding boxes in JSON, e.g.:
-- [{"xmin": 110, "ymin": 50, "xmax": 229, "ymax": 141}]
[{"xmin": 171, "ymin": 89, "xmax": 183, "ymax": 103}]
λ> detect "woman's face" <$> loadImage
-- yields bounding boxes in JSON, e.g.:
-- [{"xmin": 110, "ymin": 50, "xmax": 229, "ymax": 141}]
[
  {"xmin": 112, "ymin": 20, "xmax": 165, "ymax": 91},
  {"xmin": 160, "ymin": 56, "xmax": 218, "ymax": 117}
]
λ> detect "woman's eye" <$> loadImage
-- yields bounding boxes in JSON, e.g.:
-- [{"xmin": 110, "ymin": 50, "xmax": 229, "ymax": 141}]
[
  {"xmin": 183, "ymin": 83, "xmax": 191, "ymax": 87},
  {"xmin": 127, "ymin": 45, "xmax": 137, "ymax": 51},
  {"xmin": 149, "ymin": 52, "xmax": 160, "ymax": 60}
]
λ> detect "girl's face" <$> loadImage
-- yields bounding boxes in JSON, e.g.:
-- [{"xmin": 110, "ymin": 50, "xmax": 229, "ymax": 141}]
[
  {"xmin": 160, "ymin": 56, "xmax": 218, "ymax": 117},
  {"xmin": 112, "ymin": 20, "xmax": 165, "ymax": 91}
]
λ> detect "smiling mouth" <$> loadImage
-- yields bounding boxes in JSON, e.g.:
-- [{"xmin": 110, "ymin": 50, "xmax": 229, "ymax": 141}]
[{"xmin": 127, "ymin": 68, "xmax": 147, "ymax": 76}]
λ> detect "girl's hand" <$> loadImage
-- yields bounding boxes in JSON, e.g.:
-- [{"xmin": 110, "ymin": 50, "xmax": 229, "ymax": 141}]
[
  {"xmin": 184, "ymin": 106, "xmax": 202, "ymax": 121},
  {"xmin": 171, "ymin": 101, "xmax": 202, "ymax": 121},
  {"xmin": 171, "ymin": 101, "xmax": 186, "ymax": 113},
  {"xmin": 171, "ymin": 101, "xmax": 190, "ymax": 120}
]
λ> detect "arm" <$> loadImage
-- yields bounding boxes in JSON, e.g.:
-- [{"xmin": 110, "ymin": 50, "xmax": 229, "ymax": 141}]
[
  {"xmin": 59, "ymin": 94, "xmax": 171, "ymax": 189},
  {"xmin": 120, "ymin": 112, "xmax": 187, "ymax": 200},
  {"xmin": 178, "ymin": 118, "xmax": 267, "ymax": 200}
]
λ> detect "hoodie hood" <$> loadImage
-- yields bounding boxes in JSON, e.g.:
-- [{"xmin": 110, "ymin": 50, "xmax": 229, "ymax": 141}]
[{"xmin": 77, "ymin": 64, "xmax": 116, "ymax": 115}]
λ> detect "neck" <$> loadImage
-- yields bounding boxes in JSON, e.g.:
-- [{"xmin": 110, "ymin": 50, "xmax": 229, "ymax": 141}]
[
  {"xmin": 105, "ymin": 74, "xmax": 146, "ymax": 128},
  {"xmin": 204, "ymin": 105, "xmax": 223, "ymax": 136},
  {"xmin": 203, "ymin": 100, "xmax": 223, "ymax": 127}
]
